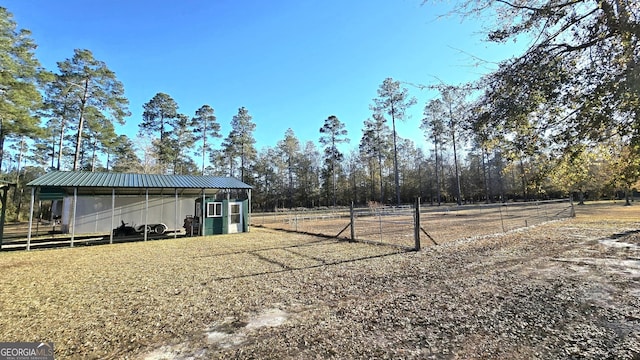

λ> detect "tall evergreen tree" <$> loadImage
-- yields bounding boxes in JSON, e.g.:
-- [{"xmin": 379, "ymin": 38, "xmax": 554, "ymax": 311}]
[
  {"xmin": 107, "ymin": 135, "xmax": 142, "ymax": 173},
  {"xmin": 421, "ymin": 98, "xmax": 448, "ymax": 205},
  {"xmin": 43, "ymin": 75, "xmax": 78, "ymax": 170},
  {"xmin": 172, "ymin": 113, "xmax": 198, "ymax": 174},
  {"xmin": 223, "ymin": 107, "xmax": 257, "ymax": 182},
  {"xmin": 372, "ymin": 77, "xmax": 416, "ymax": 205},
  {"xmin": 55, "ymin": 49, "xmax": 129, "ymax": 171},
  {"xmin": 319, "ymin": 115, "xmax": 349, "ymax": 207},
  {"xmin": 360, "ymin": 112, "xmax": 392, "ymax": 204},
  {"xmin": 277, "ymin": 128, "xmax": 301, "ymax": 208},
  {"xmin": 299, "ymin": 141, "xmax": 321, "ymax": 208},
  {"xmin": 0, "ymin": 7, "xmax": 46, "ymax": 173},
  {"xmin": 252, "ymin": 147, "xmax": 279, "ymax": 210},
  {"xmin": 439, "ymin": 86, "xmax": 469, "ymax": 205},
  {"xmin": 139, "ymin": 92, "xmax": 178, "ymax": 173},
  {"xmin": 192, "ymin": 104, "xmax": 222, "ymax": 175}
]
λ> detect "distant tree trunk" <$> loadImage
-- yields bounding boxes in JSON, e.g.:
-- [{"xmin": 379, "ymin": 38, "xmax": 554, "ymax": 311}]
[
  {"xmin": 57, "ymin": 122, "xmax": 65, "ymax": 170},
  {"xmin": 351, "ymin": 162, "xmax": 357, "ymax": 205},
  {"xmin": 288, "ymin": 157, "xmax": 293, "ymax": 208},
  {"xmin": 73, "ymin": 80, "xmax": 90, "ymax": 171},
  {"xmin": 434, "ymin": 139, "xmax": 441, "ymax": 206},
  {"xmin": 241, "ymin": 143, "xmax": 245, "ymax": 183},
  {"xmin": 332, "ymin": 157, "xmax": 336, "ymax": 207},
  {"xmin": 625, "ymin": 188, "xmax": 632, "ymax": 206},
  {"xmin": 519, "ymin": 157, "xmax": 528, "ymax": 201},
  {"xmin": 378, "ymin": 152, "xmax": 384, "ymax": 204},
  {"xmin": 391, "ymin": 112, "xmax": 400, "ymax": 206},
  {"xmin": 449, "ymin": 104, "xmax": 462, "ymax": 206},
  {"xmin": 14, "ymin": 137, "xmax": 25, "ymax": 221},
  {"xmin": 15, "ymin": 188, "xmax": 23, "ymax": 222},
  {"xmin": 201, "ymin": 130, "xmax": 207, "ymax": 176},
  {"xmin": 418, "ymin": 161, "xmax": 423, "ymax": 200},
  {"xmin": 482, "ymin": 147, "xmax": 490, "ymax": 204},
  {"xmin": 50, "ymin": 134, "xmax": 56, "ymax": 169},
  {"xmin": 91, "ymin": 137, "xmax": 98, "ymax": 172},
  {"xmin": 0, "ymin": 119, "xmax": 5, "ymax": 173}
]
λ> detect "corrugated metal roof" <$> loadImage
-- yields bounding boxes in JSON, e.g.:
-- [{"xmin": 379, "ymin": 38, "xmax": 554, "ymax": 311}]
[{"xmin": 27, "ymin": 171, "xmax": 253, "ymax": 189}]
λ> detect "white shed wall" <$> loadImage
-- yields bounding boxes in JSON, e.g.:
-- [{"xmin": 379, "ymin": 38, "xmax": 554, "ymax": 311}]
[{"xmin": 62, "ymin": 195, "xmax": 196, "ymax": 234}]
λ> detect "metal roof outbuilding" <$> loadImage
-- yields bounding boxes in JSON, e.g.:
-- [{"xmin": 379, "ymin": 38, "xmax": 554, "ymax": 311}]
[
  {"xmin": 20, "ymin": 171, "xmax": 253, "ymax": 251},
  {"xmin": 28, "ymin": 171, "xmax": 252, "ymax": 193}
]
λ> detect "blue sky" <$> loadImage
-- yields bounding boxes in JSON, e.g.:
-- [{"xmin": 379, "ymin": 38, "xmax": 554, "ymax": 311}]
[{"xmin": 6, "ymin": 0, "xmax": 523, "ymax": 154}]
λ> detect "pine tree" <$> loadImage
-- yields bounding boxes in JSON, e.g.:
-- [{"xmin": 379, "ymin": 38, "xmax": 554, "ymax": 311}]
[
  {"xmin": 192, "ymin": 104, "xmax": 222, "ymax": 175},
  {"xmin": 319, "ymin": 115, "xmax": 349, "ymax": 207},
  {"xmin": 360, "ymin": 112, "xmax": 392, "ymax": 204},
  {"xmin": 139, "ymin": 92, "xmax": 178, "ymax": 173},
  {"xmin": 372, "ymin": 78, "xmax": 416, "ymax": 205},
  {"xmin": 277, "ymin": 128, "xmax": 301, "ymax": 208},
  {"xmin": 53, "ymin": 49, "xmax": 129, "ymax": 171},
  {"xmin": 223, "ymin": 107, "xmax": 256, "ymax": 182},
  {"xmin": 0, "ymin": 7, "xmax": 46, "ymax": 172}
]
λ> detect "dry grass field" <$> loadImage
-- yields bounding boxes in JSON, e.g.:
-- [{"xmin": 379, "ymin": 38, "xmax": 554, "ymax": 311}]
[
  {"xmin": 0, "ymin": 202, "xmax": 638, "ymax": 359},
  {"xmin": 252, "ymin": 200, "xmax": 574, "ymax": 248}
]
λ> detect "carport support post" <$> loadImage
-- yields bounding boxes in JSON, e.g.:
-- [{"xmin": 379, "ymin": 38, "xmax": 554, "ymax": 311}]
[
  {"xmin": 110, "ymin": 188, "xmax": 115, "ymax": 244},
  {"xmin": 144, "ymin": 188, "xmax": 149, "ymax": 241},
  {"xmin": 174, "ymin": 188, "xmax": 178, "ymax": 239},
  {"xmin": 71, "ymin": 187, "xmax": 77, "ymax": 247},
  {"xmin": 201, "ymin": 189, "xmax": 206, "ymax": 236},
  {"xmin": 27, "ymin": 187, "xmax": 35, "ymax": 251},
  {"xmin": 414, "ymin": 197, "xmax": 421, "ymax": 251},
  {"xmin": 248, "ymin": 189, "xmax": 252, "ymax": 233},
  {"xmin": 0, "ymin": 185, "xmax": 11, "ymax": 250}
]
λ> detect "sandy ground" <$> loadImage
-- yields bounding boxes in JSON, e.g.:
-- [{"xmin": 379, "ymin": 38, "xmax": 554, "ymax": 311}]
[{"xmin": 0, "ymin": 202, "xmax": 638, "ymax": 359}]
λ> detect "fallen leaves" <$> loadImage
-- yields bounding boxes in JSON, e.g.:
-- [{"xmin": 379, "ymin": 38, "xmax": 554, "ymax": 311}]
[{"xmin": 0, "ymin": 203, "xmax": 638, "ymax": 359}]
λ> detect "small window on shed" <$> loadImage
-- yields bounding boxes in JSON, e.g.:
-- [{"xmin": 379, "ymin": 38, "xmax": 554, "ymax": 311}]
[{"xmin": 207, "ymin": 202, "xmax": 223, "ymax": 217}]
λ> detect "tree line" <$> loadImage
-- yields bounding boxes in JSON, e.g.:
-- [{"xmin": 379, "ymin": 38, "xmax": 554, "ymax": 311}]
[{"xmin": 1, "ymin": 1, "xmax": 638, "ymax": 220}]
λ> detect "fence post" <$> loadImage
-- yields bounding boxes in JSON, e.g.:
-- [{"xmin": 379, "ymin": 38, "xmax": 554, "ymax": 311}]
[
  {"xmin": 350, "ymin": 202, "xmax": 355, "ymax": 242},
  {"xmin": 414, "ymin": 197, "xmax": 421, "ymax": 251}
]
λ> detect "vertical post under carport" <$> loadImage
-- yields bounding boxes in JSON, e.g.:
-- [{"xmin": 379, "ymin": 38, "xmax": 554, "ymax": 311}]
[
  {"xmin": 71, "ymin": 187, "xmax": 77, "ymax": 247},
  {"xmin": 248, "ymin": 189, "xmax": 252, "ymax": 232},
  {"xmin": 0, "ymin": 185, "xmax": 12, "ymax": 250},
  {"xmin": 201, "ymin": 189, "xmax": 206, "ymax": 236},
  {"xmin": 110, "ymin": 188, "xmax": 115, "ymax": 244},
  {"xmin": 174, "ymin": 188, "xmax": 178, "ymax": 239},
  {"xmin": 144, "ymin": 188, "xmax": 149, "ymax": 241},
  {"xmin": 26, "ymin": 187, "xmax": 35, "ymax": 251}
]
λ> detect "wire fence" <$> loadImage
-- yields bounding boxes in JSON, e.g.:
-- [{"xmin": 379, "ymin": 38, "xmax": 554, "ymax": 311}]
[
  {"xmin": 251, "ymin": 198, "xmax": 575, "ymax": 250},
  {"xmin": 251, "ymin": 208, "xmax": 352, "ymax": 237}
]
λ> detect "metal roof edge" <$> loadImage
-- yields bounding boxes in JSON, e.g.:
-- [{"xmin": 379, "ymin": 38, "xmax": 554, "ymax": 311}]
[{"xmin": 27, "ymin": 171, "xmax": 253, "ymax": 189}]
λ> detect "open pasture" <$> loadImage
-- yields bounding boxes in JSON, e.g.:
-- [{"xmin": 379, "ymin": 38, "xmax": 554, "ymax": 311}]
[
  {"xmin": 0, "ymin": 202, "xmax": 638, "ymax": 359},
  {"xmin": 252, "ymin": 199, "xmax": 575, "ymax": 248}
]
